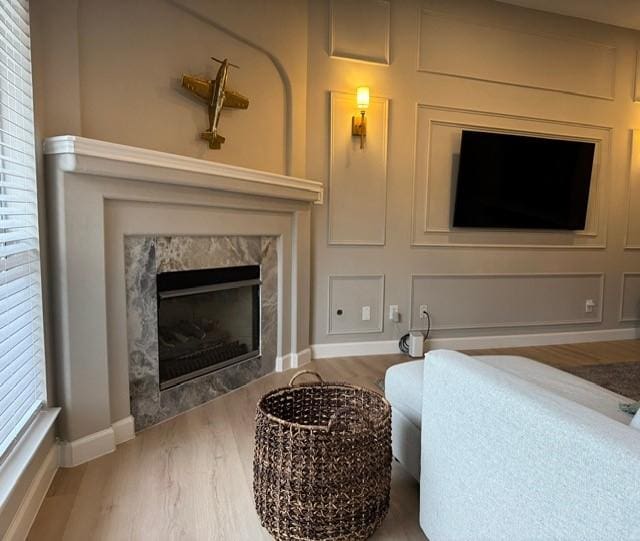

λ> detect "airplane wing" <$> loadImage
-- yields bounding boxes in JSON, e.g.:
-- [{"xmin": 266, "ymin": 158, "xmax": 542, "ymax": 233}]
[
  {"xmin": 223, "ymin": 90, "xmax": 249, "ymax": 109},
  {"xmin": 181, "ymin": 75, "xmax": 212, "ymax": 102}
]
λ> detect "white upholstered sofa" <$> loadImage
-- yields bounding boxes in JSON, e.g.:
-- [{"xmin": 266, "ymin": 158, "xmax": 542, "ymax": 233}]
[{"xmin": 385, "ymin": 349, "xmax": 640, "ymax": 541}]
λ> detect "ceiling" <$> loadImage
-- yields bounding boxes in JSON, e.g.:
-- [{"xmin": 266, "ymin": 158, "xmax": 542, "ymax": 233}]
[{"xmin": 497, "ymin": 0, "xmax": 640, "ymax": 31}]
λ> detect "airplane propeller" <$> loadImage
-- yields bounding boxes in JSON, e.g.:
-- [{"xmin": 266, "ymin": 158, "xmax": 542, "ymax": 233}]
[{"xmin": 210, "ymin": 57, "xmax": 239, "ymax": 69}]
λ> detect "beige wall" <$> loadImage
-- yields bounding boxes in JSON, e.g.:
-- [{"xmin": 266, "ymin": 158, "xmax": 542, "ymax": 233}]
[
  {"xmin": 31, "ymin": 0, "xmax": 640, "ymax": 353},
  {"xmin": 308, "ymin": 0, "xmax": 640, "ymax": 345}
]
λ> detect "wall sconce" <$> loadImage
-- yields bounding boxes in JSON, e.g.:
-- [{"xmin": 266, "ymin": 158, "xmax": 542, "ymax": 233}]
[{"xmin": 352, "ymin": 86, "xmax": 369, "ymax": 149}]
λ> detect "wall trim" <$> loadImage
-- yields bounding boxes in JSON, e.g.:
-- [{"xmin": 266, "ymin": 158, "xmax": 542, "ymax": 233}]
[
  {"xmin": 294, "ymin": 348, "xmax": 312, "ymax": 366},
  {"xmin": 411, "ymin": 103, "xmax": 610, "ymax": 249},
  {"xmin": 328, "ymin": 91, "xmax": 389, "ymax": 245},
  {"xmin": 327, "ymin": 274, "xmax": 385, "ymax": 335},
  {"xmin": 58, "ymin": 427, "xmax": 116, "ymax": 468},
  {"xmin": 112, "ymin": 416, "xmax": 135, "ymax": 446},
  {"xmin": 276, "ymin": 348, "xmax": 312, "ymax": 371},
  {"xmin": 409, "ymin": 272, "xmax": 605, "ymax": 331},
  {"xmin": 620, "ymin": 272, "xmax": 640, "ymax": 322},
  {"xmin": 416, "ymin": 8, "xmax": 617, "ymax": 100},
  {"xmin": 3, "ymin": 444, "xmax": 57, "ymax": 541},
  {"xmin": 311, "ymin": 327, "xmax": 639, "ymax": 359},
  {"xmin": 624, "ymin": 130, "xmax": 640, "ymax": 249},
  {"xmin": 58, "ymin": 416, "xmax": 135, "ymax": 467},
  {"xmin": 329, "ymin": 0, "xmax": 390, "ymax": 65}
]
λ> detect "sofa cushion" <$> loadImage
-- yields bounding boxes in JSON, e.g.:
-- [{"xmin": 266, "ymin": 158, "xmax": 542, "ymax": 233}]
[
  {"xmin": 477, "ymin": 355, "xmax": 632, "ymax": 424},
  {"xmin": 385, "ymin": 360, "xmax": 423, "ymax": 428}
]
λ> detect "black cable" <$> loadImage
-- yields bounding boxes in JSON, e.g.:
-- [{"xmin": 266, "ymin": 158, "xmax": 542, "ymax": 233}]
[{"xmin": 398, "ymin": 310, "xmax": 431, "ymax": 355}]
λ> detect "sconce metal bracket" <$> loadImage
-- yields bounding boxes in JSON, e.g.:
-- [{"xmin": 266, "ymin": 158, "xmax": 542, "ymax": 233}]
[{"xmin": 352, "ymin": 112, "xmax": 367, "ymax": 149}]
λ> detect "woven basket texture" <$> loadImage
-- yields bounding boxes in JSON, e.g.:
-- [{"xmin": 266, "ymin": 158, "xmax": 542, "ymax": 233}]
[{"xmin": 253, "ymin": 370, "xmax": 392, "ymax": 541}]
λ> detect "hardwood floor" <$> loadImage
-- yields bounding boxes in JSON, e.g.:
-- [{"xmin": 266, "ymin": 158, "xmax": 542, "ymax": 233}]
[{"xmin": 28, "ymin": 340, "xmax": 640, "ymax": 540}]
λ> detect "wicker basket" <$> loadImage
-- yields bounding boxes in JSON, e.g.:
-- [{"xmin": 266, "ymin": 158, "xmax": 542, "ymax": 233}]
[{"xmin": 253, "ymin": 370, "xmax": 392, "ymax": 541}]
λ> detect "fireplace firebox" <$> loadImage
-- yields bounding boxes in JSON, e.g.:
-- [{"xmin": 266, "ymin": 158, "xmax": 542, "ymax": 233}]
[{"xmin": 156, "ymin": 265, "xmax": 261, "ymax": 390}]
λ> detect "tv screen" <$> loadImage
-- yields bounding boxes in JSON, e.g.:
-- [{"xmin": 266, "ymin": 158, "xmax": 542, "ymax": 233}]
[{"xmin": 452, "ymin": 131, "xmax": 595, "ymax": 230}]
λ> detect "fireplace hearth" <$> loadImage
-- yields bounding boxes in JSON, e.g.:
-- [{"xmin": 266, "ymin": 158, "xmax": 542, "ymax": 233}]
[{"xmin": 157, "ymin": 265, "xmax": 261, "ymax": 389}]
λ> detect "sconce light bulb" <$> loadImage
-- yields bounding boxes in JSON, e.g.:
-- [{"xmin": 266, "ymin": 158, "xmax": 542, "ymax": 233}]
[{"xmin": 356, "ymin": 86, "xmax": 370, "ymax": 110}]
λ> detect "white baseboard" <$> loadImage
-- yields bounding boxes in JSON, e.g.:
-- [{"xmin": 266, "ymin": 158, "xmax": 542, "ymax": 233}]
[
  {"xmin": 58, "ymin": 416, "xmax": 136, "ymax": 468},
  {"xmin": 312, "ymin": 340, "xmax": 400, "ymax": 359},
  {"xmin": 4, "ymin": 444, "xmax": 58, "ymax": 541},
  {"xmin": 294, "ymin": 348, "xmax": 312, "ymax": 366},
  {"xmin": 311, "ymin": 327, "xmax": 639, "ymax": 359},
  {"xmin": 276, "ymin": 348, "xmax": 312, "ymax": 371},
  {"xmin": 275, "ymin": 354, "xmax": 289, "ymax": 372},
  {"xmin": 112, "ymin": 416, "xmax": 135, "ymax": 445},
  {"xmin": 58, "ymin": 427, "xmax": 115, "ymax": 468}
]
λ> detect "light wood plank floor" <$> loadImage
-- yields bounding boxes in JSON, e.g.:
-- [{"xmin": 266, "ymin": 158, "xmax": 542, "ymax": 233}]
[{"xmin": 28, "ymin": 339, "xmax": 640, "ymax": 540}]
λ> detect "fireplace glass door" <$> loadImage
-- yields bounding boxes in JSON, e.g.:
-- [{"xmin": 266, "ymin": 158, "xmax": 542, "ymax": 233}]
[{"xmin": 157, "ymin": 265, "xmax": 260, "ymax": 389}]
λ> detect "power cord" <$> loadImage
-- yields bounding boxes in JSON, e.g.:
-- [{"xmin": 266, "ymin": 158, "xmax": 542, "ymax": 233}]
[{"xmin": 398, "ymin": 310, "xmax": 431, "ymax": 354}]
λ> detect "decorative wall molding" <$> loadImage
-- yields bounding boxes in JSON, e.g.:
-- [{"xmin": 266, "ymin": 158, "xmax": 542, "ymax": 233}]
[
  {"xmin": 44, "ymin": 136, "xmax": 324, "ymax": 204},
  {"xmin": 411, "ymin": 104, "xmax": 610, "ymax": 248},
  {"xmin": 409, "ymin": 273, "xmax": 605, "ymax": 331},
  {"xmin": 417, "ymin": 9, "xmax": 617, "ymax": 100},
  {"xmin": 329, "ymin": 0, "xmax": 390, "ymax": 65},
  {"xmin": 329, "ymin": 91, "xmax": 389, "ymax": 245},
  {"xmin": 634, "ymin": 51, "xmax": 640, "ymax": 102},
  {"xmin": 620, "ymin": 273, "xmax": 640, "ymax": 322},
  {"xmin": 311, "ymin": 327, "xmax": 639, "ymax": 359},
  {"xmin": 624, "ymin": 130, "xmax": 640, "ymax": 249},
  {"xmin": 327, "ymin": 274, "xmax": 385, "ymax": 335}
]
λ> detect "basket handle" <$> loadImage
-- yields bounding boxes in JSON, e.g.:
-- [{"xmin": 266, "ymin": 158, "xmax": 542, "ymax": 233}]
[
  {"xmin": 288, "ymin": 370, "xmax": 324, "ymax": 387},
  {"xmin": 327, "ymin": 405, "xmax": 373, "ymax": 432}
]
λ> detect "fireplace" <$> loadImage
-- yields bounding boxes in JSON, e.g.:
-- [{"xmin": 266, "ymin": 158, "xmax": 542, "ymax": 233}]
[{"xmin": 157, "ymin": 265, "xmax": 261, "ymax": 390}]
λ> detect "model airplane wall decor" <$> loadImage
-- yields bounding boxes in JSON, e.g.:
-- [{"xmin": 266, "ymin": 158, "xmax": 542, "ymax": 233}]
[{"xmin": 181, "ymin": 57, "xmax": 249, "ymax": 149}]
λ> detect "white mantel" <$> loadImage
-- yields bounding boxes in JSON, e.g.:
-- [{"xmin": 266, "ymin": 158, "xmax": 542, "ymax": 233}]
[
  {"xmin": 45, "ymin": 136, "xmax": 322, "ymax": 466},
  {"xmin": 44, "ymin": 135, "xmax": 323, "ymax": 204}
]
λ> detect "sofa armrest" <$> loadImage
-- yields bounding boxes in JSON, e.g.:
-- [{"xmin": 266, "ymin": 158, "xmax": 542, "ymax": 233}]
[{"xmin": 420, "ymin": 349, "xmax": 640, "ymax": 541}]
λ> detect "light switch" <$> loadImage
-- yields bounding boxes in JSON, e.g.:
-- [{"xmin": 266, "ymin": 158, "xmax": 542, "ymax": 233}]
[{"xmin": 362, "ymin": 305, "xmax": 371, "ymax": 321}]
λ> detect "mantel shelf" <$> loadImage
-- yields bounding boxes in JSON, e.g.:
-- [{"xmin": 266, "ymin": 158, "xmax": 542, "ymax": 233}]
[{"xmin": 43, "ymin": 135, "xmax": 324, "ymax": 204}]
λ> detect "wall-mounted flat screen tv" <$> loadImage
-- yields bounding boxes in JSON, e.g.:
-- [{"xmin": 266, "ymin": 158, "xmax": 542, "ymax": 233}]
[{"xmin": 452, "ymin": 130, "xmax": 596, "ymax": 230}]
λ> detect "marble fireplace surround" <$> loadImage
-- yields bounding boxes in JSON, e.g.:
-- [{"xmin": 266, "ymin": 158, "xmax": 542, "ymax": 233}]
[
  {"xmin": 45, "ymin": 136, "xmax": 322, "ymax": 467},
  {"xmin": 126, "ymin": 235, "xmax": 278, "ymax": 431}
]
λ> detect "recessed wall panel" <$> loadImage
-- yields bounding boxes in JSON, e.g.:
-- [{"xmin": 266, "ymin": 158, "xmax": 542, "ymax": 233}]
[
  {"xmin": 410, "ymin": 273, "xmax": 604, "ymax": 331},
  {"xmin": 328, "ymin": 275, "xmax": 384, "ymax": 334},
  {"xmin": 418, "ymin": 10, "xmax": 616, "ymax": 99},
  {"xmin": 412, "ymin": 104, "xmax": 609, "ymax": 248},
  {"xmin": 329, "ymin": 91, "xmax": 388, "ymax": 245},
  {"xmin": 625, "ymin": 130, "xmax": 640, "ymax": 249},
  {"xmin": 330, "ymin": 0, "xmax": 390, "ymax": 64},
  {"xmin": 620, "ymin": 273, "xmax": 640, "ymax": 322}
]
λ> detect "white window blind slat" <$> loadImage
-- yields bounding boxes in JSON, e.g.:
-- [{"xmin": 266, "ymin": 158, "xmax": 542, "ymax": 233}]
[
  {"xmin": 0, "ymin": 335, "xmax": 39, "ymax": 378},
  {"xmin": 0, "ymin": 241, "xmax": 38, "ymax": 259},
  {"xmin": 0, "ymin": 0, "xmax": 44, "ymax": 461},
  {"xmin": 0, "ymin": 374, "xmax": 39, "ymax": 438},
  {"xmin": 0, "ymin": 317, "xmax": 36, "ymax": 360}
]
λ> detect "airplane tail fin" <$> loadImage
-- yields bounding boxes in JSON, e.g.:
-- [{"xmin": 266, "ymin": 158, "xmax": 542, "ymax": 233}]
[{"xmin": 201, "ymin": 130, "xmax": 225, "ymax": 149}]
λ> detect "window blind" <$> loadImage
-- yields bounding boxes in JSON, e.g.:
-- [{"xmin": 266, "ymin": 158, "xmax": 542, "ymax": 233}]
[{"xmin": 0, "ymin": 0, "xmax": 45, "ymax": 460}]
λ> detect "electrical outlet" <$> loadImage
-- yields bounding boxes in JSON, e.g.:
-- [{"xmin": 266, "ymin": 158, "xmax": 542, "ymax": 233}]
[
  {"xmin": 389, "ymin": 304, "xmax": 399, "ymax": 322},
  {"xmin": 585, "ymin": 299, "xmax": 596, "ymax": 313},
  {"xmin": 362, "ymin": 305, "xmax": 371, "ymax": 321},
  {"xmin": 419, "ymin": 305, "xmax": 429, "ymax": 319}
]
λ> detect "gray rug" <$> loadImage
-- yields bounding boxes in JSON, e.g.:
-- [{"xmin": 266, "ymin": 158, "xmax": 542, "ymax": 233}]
[
  {"xmin": 377, "ymin": 361, "xmax": 640, "ymax": 401},
  {"xmin": 562, "ymin": 361, "xmax": 640, "ymax": 401}
]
